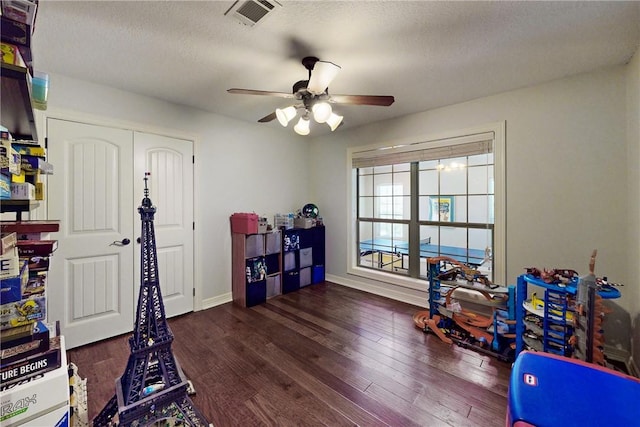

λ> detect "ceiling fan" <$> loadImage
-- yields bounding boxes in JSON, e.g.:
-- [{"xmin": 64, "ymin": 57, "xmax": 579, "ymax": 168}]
[{"xmin": 227, "ymin": 56, "xmax": 395, "ymax": 135}]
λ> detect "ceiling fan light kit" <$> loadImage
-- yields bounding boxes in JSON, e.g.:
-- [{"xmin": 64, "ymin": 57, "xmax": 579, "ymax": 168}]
[
  {"xmin": 228, "ymin": 56, "xmax": 394, "ymax": 135},
  {"xmin": 276, "ymin": 105, "xmax": 297, "ymax": 126},
  {"xmin": 294, "ymin": 116, "xmax": 311, "ymax": 136},
  {"xmin": 312, "ymin": 102, "xmax": 332, "ymax": 123},
  {"xmin": 307, "ymin": 60, "xmax": 341, "ymax": 95},
  {"xmin": 326, "ymin": 113, "xmax": 344, "ymax": 132}
]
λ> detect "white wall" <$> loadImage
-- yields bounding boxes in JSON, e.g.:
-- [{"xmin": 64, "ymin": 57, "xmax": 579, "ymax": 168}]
[
  {"xmin": 311, "ymin": 65, "xmax": 632, "ymax": 314},
  {"xmin": 627, "ymin": 48, "xmax": 640, "ymax": 365},
  {"xmin": 43, "ymin": 73, "xmax": 311, "ymax": 305}
]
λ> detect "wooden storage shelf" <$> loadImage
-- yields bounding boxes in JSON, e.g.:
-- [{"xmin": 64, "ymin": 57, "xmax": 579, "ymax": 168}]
[
  {"xmin": 1, "ymin": 220, "xmax": 60, "ymax": 234},
  {"xmin": 231, "ymin": 226, "xmax": 326, "ymax": 307},
  {"xmin": 0, "ymin": 199, "xmax": 40, "ymax": 220},
  {"xmin": 232, "ymin": 230, "xmax": 282, "ymax": 307}
]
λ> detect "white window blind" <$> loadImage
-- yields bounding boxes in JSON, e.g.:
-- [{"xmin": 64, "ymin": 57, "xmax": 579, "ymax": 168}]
[{"xmin": 352, "ymin": 132, "xmax": 494, "ymax": 169}]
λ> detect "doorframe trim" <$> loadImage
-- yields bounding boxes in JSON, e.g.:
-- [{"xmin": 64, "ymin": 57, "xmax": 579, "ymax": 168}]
[{"xmin": 39, "ymin": 108, "xmax": 204, "ymax": 312}]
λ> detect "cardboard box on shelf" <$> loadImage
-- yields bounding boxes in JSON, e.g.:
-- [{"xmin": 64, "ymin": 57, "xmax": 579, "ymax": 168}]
[
  {"xmin": 1, "ymin": 1, "xmax": 39, "ymax": 28},
  {"xmin": 0, "ymin": 337, "xmax": 68, "ymax": 427},
  {"xmin": 1, "ymin": 232, "xmax": 18, "ymax": 254},
  {"xmin": 0, "ymin": 295, "xmax": 46, "ymax": 330},
  {"xmin": 10, "ymin": 143, "xmax": 46, "ymax": 158},
  {"xmin": 0, "ymin": 16, "xmax": 32, "ymax": 47},
  {"xmin": 16, "ymin": 239, "xmax": 58, "ymax": 256},
  {"xmin": 0, "ymin": 247, "xmax": 20, "ymax": 279},
  {"xmin": 0, "ymin": 321, "xmax": 51, "ymax": 365},
  {"xmin": 0, "ymin": 257, "xmax": 28, "ymax": 304},
  {"xmin": 294, "ymin": 217, "xmax": 315, "ymax": 229},
  {"xmin": 0, "ymin": 174, "xmax": 11, "ymax": 199},
  {"xmin": 20, "ymin": 155, "xmax": 53, "ymax": 174},
  {"xmin": 34, "ymin": 181, "xmax": 44, "ymax": 200},
  {"xmin": 0, "ymin": 41, "xmax": 26, "ymax": 67},
  {"xmin": 10, "ymin": 182, "xmax": 35, "ymax": 200},
  {"xmin": 274, "ymin": 213, "xmax": 294, "ymax": 230},
  {"xmin": 258, "ymin": 217, "xmax": 268, "ymax": 234}
]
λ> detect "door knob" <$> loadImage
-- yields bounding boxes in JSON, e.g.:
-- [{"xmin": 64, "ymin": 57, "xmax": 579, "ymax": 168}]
[{"xmin": 111, "ymin": 238, "xmax": 131, "ymax": 246}]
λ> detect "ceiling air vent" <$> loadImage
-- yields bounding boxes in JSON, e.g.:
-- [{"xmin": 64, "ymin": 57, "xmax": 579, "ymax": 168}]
[{"xmin": 224, "ymin": 0, "xmax": 282, "ymax": 27}]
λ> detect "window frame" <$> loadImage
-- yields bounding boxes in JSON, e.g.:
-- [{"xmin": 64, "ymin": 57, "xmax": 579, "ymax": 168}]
[{"xmin": 346, "ymin": 122, "xmax": 506, "ymax": 291}]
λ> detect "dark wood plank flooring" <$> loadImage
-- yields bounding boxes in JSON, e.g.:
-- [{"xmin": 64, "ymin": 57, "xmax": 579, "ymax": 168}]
[{"xmin": 68, "ymin": 282, "xmax": 512, "ymax": 426}]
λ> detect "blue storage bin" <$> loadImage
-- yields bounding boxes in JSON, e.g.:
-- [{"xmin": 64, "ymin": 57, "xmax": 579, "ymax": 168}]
[{"xmin": 312, "ymin": 265, "xmax": 325, "ymax": 284}]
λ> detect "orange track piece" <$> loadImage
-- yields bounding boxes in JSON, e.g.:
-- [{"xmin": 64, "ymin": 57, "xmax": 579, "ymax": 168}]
[
  {"xmin": 452, "ymin": 313, "xmax": 494, "ymax": 344},
  {"xmin": 413, "ymin": 312, "xmax": 452, "ymax": 344}
]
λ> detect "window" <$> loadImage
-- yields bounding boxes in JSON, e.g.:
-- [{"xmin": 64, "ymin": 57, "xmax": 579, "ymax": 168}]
[{"xmin": 349, "ymin": 124, "xmax": 505, "ymax": 289}]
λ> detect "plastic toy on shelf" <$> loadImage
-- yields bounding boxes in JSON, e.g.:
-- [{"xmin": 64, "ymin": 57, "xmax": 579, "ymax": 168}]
[
  {"xmin": 515, "ymin": 250, "xmax": 623, "ymax": 365},
  {"xmin": 415, "ymin": 257, "xmax": 516, "ymax": 362}
]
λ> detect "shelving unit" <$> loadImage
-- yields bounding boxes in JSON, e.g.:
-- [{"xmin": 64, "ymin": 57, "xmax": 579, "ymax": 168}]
[
  {"xmin": 516, "ymin": 275, "xmax": 575, "ymax": 357},
  {"xmin": 514, "ymin": 273, "xmax": 621, "ymax": 361},
  {"xmin": 425, "ymin": 258, "xmax": 516, "ymax": 361},
  {"xmin": 1, "ymin": 62, "xmax": 38, "ymax": 142},
  {"xmin": 1, "ymin": 9, "xmax": 70, "ymax": 425},
  {"xmin": 231, "ymin": 230, "xmax": 282, "ymax": 307},
  {"xmin": 282, "ymin": 226, "xmax": 325, "ymax": 294}
]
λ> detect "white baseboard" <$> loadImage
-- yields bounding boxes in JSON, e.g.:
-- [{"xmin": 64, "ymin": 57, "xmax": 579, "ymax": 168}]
[
  {"xmin": 201, "ymin": 292, "xmax": 232, "ymax": 310},
  {"xmin": 199, "ymin": 277, "xmax": 427, "ymax": 313},
  {"xmin": 326, "ymin": 273, "xmax": 428, "ymax": 308}
]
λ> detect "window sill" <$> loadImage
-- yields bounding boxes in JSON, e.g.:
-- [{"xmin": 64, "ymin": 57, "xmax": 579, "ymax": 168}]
[{"xmin": 347, "ymin": 265, "xmax": 429, "ymax": 292}]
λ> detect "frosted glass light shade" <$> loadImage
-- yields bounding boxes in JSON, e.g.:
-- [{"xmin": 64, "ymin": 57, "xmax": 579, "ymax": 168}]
[
  {"xmin": 326, "ymin": 112, "xmax": 343, "ymax": 131},
  {"xmin": 307, "ymin": 61, "xmax": 341, "ymax": 95},
  {"xmin": 294, "ymin": 116, "xmax": 310, "ymax": 135},
  {"xmin": 276, "ymin": 106, "xmax": 297, "ymax": 127},
  {"xmin": 312, "ymin": 102, "xmax": 332, "ymax": 123}
]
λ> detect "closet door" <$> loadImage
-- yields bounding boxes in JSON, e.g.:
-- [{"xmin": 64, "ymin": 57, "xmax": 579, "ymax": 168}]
[
  {"xmin": 47, "ymin": 120, "xmax": 195, "ymax": 349},
  {"xmin": 133, "ymin": 131, "xmax": 194, "ymax": 317},
  {"xmin": 47, "ymin": 119, "xmax": 135, "ymax": 349}
]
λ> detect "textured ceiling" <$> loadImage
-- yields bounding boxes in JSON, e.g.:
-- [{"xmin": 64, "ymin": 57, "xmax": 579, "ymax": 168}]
[{"xmin": 31, "ymin": 1, "xmax": 640, "ymax": 135}]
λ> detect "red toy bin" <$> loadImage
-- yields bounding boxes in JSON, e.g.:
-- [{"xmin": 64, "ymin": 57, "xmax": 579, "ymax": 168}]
[{"xmin": 230, "ymin": 212, "xmax": 258, "ymax": 234}]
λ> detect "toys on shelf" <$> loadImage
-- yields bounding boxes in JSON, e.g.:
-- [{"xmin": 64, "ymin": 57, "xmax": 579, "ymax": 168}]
[
  {"xmin": 415, "ymin": 256, "xmax": 516, "ymax": 362},
  {"xmin": 515, "ymin": 250, "xmax": 623, "ymax": 366}
]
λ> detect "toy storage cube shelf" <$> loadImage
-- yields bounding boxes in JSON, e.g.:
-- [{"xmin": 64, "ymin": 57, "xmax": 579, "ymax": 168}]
[
  {"xmin": 282, "ymin": 226, "xmax": 325, "ymax": 294},
  {"xmin": 232, "ymin": 230, "xmax": 282, "ymax": 307}
]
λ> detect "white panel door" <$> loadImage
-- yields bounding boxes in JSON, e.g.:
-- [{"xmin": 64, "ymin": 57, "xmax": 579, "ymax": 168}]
[
  {"xmin": 47, "ymin": 119, "xmax": 135, "ymax": 349},
  {"xmin": 133, "ymin": 132, "xmax": 194, "ymax": 317}
]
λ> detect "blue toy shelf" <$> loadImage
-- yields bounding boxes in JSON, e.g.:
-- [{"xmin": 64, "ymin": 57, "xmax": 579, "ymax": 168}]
[
  {"xmin": 515, "ymin": 273, "xmax": 622, "ymax": 361},
  {"xmin": 424, "ymin": 258, "xmax": 516, "ymax": 361}
]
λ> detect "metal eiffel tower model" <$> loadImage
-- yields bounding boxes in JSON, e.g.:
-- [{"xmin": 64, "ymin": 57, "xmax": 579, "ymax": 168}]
[{"xmin": 94, "ymin": 173, "xmax": 211, "ymax": 427}]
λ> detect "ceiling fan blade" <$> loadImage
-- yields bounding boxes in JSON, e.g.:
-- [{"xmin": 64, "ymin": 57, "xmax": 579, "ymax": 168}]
[
  {"xmin": 307, "ymin": 61, "xmax": 341, "ymax": 95},
  {"xmin": 258, "ymin": 112, "xmax": 277, "ymax": 123},
  {"xmin": 228, "ymin": 88, "xmax": 295, "ymax": 99},
  {"xmin": 330, "ymin": 94, "xmax": 395, "ymax": 106}
]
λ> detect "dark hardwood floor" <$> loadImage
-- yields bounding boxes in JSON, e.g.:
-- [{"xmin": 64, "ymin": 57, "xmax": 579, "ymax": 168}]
[{"xmin": 68, "ymin": 282, "xmax": 512, "ymax": 426}]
